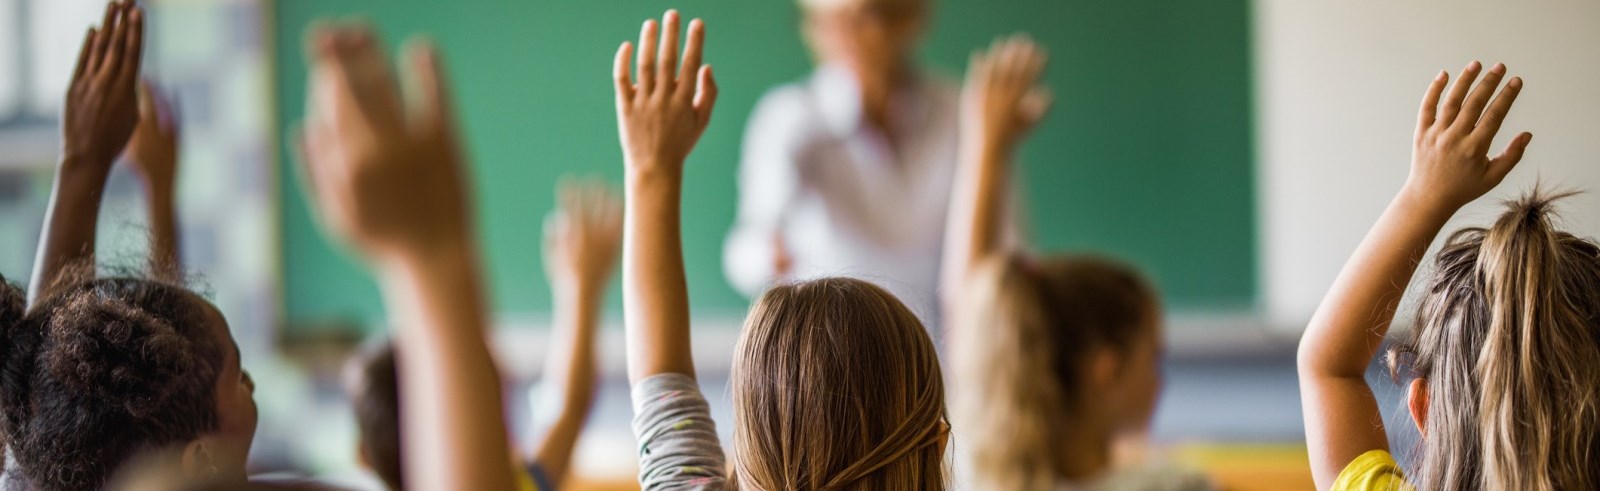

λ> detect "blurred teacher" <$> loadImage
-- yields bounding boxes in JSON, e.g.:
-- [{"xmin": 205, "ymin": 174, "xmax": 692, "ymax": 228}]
[{"xmin": 723, "ymin": 0, "xmax": 961, "ymax": 322}]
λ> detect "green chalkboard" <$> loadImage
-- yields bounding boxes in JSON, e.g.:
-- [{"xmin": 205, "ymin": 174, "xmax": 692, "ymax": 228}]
[{"xmin": 274, "ymin": 0, "xmax": 1254, "ymax": 330}]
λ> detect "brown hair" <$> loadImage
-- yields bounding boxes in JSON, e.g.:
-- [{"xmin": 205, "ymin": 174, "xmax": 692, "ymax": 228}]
[
  {"xmin": 1389, "ymin": 191, "xmax": 1600, "ymax": 490},
  {"xmin": 730, "ymin": 277, "xmax": 946, "ymax": 490},
  {"xmin": 344, "ymin": 339, "xmax": 403, "ymax": 491},
  {"xmin": 952, "ymin": 254, "xmax": 1158, "ymax": 490},
  {"xmin": 0, "ymin": 274, "xmax": 224, "ymax": 491}
]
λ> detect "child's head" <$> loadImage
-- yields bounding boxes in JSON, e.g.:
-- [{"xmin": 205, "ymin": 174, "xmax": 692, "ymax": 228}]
[
  {"xmin": 730, "ymin": 277, "xmax": 946, "ymax": 490},
  {"xmin": 798, "ymin": 0, "xmax": 927, "ymax": 88},
  {"xmin": 0, "ymin": 274, "xmax": 257, "ymax": 491},
  {"xmin": 952, "ymin": 254, "xmax": 1163, "ymax": 489},
  {"xmin": 343, "ymin": 340, "xmax": 403, "ymax": 491},
  {"xmin": 1390, "ymin": 192, "xmax": 1600, "ymax": 490}
]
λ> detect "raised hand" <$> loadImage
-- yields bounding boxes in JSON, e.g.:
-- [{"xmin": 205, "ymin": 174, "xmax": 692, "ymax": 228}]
[
  {"xmin": 544, "ymin": 178, "xmax": 623, "ymax": 299},
  {"xmin": 62, "ymin": 0, "xmax": 145, "ymax": 172},
  {"xmin": 296, "ymin": 24, "xmax": 472, "ymax": 265},
  {"xmin": 30, "ymin": 0, "xmax": 146, "ymax": 306},
  {"xmin": 125, "ymin": 81, "xmax": 183, "ymax": 274},
  {"xmin": 614, "ymin": 10, "xmax": 718, "ymax": 177},
  {"xmin": 963, "ymin": 34, "xmax": 1051, "ymax": 153},
  {"xmin": 1404, "ymin": 61, "xmax": 1531, "ymax": 212},
  {"xmin": 125, "ymin": 81, "xmax": 180, "ymax": 192}
]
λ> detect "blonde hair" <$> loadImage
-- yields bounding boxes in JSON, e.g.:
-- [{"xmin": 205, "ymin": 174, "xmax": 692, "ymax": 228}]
[
  {"xmin": 953, "ymin": 254, "xmax": 1158, "ymax": 491},
  {"xmin": 1389, "ymin": 191, "xmax": 1600, "ymax": 490},
  {"xmin": 730, "ymin": 278, "xmax": 946, "ymax": 490}
]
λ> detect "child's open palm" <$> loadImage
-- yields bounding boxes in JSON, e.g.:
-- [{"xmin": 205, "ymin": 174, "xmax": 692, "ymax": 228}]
[
  {"xmin": 62, "ymin": 1, "xmax": 143, "ymax": 171},
  {"xmin": 1406, "ymin": 61, "xmax": 1531, "ymax": 211},
  {"xmin": 964, "ymin": 35, "xmax": 1052, "ymax": 151},
  {"xmin": 125, "ymin": 81, "xmax": 180, "ymax": 190},
  {"xmin": 544, "ymin": 178, "xmax": 623, "ymax": 297},
  {"xmin": 297, "ymin": 24, "xmax": 473, "ymax": 264},
  {"xmin": 614, "ymin": 11, "xmax": 718, "ymax": 177}
]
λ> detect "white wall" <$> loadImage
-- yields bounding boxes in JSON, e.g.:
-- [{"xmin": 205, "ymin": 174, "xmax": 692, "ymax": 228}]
[{"xmin": 1256, "ymin": 0, "xmax": 1600, "ymax": 329}]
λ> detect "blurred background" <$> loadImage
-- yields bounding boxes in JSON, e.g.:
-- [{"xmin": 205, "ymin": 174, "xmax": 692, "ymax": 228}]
[{"xmin": 0, "ymin": 0, "xmax": 1596, "ymax": 489}]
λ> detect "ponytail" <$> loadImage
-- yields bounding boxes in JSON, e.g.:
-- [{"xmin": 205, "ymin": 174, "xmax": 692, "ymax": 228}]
[
  {"xmin": 953, "ymin": 254, "xmax": 1157, "ymax": 491},
  {"xmin": 1393, "ymin": 190, "xmax": 1600, "ymax": 490}
]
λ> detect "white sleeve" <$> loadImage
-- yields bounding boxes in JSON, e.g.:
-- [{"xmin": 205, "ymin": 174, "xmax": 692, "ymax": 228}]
[{"xmin": 723, "ymin": 87, "xmax": 810, "ymax": 297}]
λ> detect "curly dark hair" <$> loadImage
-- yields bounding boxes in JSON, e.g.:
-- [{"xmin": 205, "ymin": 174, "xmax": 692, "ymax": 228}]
[{"xmin": 0, "ymin": 273, "xmax": 224, "ymax": 491}]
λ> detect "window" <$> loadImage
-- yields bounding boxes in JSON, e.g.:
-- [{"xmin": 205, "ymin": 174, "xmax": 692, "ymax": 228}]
[
  {"xmin": 0, "ymin": 0, "xmax": 20, "ymax": 118},
  {"xmin": 1, "ymin": 0, "xmax": 105, "ymax": 125}
]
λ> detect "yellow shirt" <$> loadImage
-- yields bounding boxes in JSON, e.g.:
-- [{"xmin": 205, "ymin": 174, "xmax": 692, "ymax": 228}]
[{"xmin": 1331, "ymin": 450, "xmax": 1411, "ymax": 491}]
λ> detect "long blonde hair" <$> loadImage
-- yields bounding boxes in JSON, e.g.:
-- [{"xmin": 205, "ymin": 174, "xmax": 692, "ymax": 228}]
[
  {"xmin": 1390, "ymin": 191, "xmax": 1600, "ymax": 490},
  {"xmin": 952, "ymin": 254, "xmax": 1158, "ymax": 491},
  {"xmin": 730, "ymin": 277, "xmax": 946, "ymax": 490}
]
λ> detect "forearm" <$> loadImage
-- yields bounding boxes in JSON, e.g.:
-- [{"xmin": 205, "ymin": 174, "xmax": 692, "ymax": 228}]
[
  {"xmin": 623, "ymin": 168, "xmax": 695, "ymax": 383},
  {"xmin": 1299, "ymin": 189, "xmax": 1455, "ymax": 378},
  {"xmin": 963, "ymin": 144, "xmax": 1013, "ymax": 270},
  {"xmin": 531, "ymin": 287, "xmax": 603, "ymax": 485},
  {"xmin": 145, "ymin": 182, "xmax": 180, "ymax": 276},
  {"xmin": 29, "ymin": 159, "xmax": 111, "ymax": 306},
  {"xmin": 941, "ymin": 141, "xmax": 1013, "ymax": 317},
  {"xmin": 379, "ymin": 248, "xmax": 518, "ymax": 491}
]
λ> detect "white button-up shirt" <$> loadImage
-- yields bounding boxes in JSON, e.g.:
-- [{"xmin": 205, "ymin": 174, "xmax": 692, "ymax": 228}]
[{"xmin": 723, "ymin": 65, "xmax": 962, "ymax": 323}]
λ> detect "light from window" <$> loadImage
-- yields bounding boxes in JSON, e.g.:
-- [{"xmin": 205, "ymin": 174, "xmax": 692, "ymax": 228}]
[
  {"xmin": 0, "ymin": 0, "xmax": 19, "ymax": 118},
  {"xmin": 26, "ymin": 0, "xmax": 105, "ymax": 117}
]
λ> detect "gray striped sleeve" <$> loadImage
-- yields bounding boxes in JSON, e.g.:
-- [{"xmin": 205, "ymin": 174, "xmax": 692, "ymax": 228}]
[{"xmin": 630, "ymin": 373, "xmax": 728, "ymax": 491}]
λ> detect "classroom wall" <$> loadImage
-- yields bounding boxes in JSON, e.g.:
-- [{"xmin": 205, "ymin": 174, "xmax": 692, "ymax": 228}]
[
  {"xmin": 275, "ymin": 0, "xmax": 1256, "ymax": 331},
  {"xmin": 1256, "ymin": 0, "xmax": 1600, "ymax": 329}
]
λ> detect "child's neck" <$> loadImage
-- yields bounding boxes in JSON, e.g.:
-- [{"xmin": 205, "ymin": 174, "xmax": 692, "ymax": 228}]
[{"xmin": 1055, "ymin": 425, "xmax": 1114, "ymax": 483}]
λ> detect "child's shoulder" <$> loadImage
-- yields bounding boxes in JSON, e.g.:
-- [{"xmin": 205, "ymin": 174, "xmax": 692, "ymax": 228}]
[{"xmin": 1329, "ymin": 450, "xmax": 1410, "ymax": 491}]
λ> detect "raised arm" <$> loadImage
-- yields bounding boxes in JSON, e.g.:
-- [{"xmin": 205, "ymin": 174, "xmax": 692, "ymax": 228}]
[
  {"xmin": 1297, "ymin": 61, "xmax": 1529, "ymax": 489},
  {"xmin": 614, "ymin": 11, "xmax": 718, "ymax": 383},
  {"xmin": 531, "ymin": 178, "xmax": 622, "ymax": 487},
  {"xmin": 124, "ymin": 81, "xmax": 182, "ymax": 277},
  {"xmin": 29, "ymin": 1, "xmax": 143, "ymax": 306},
  {"xmin": 295, "ymin": 24, "xmax": 516, "ymax": 491},
  {"xmin": 941, "ymin": 35, "xmax": 1050, "ymax": 326}
]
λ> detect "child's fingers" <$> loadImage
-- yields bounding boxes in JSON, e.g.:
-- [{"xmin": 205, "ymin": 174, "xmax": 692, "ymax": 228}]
[
  {"xmin": 72, "ymin": 28, "xmax": 96, "ymax": 83},
  {"xmin": 1436, "ymin": 60, "xmax": 1482, "ymax": 128},
  {"xmin": 291, "ymin": 120, "xmax": 339, "ymax": 210},
  {"xmin": 694, "ymin": 65, "xmax": 718, "ymax": 128},
  {"xmin": 1487, "ymin": 132, "xmax": 1532, "ymax": 179},
  {"xmin": 1472, "ymin": 76, "xmax": 1523, "ymax": 144},
  {"xmin": 1001, "ymin": 35, "xmax": 1027, "ymax": 86},
  {"xmin": 101, "ymin": 2, "xmax": 131, "ymax": 82},
  {"xmin": 88, "ymin": 3, "xmax": 118, "ymax": 75},
  {"xmin": 543, "ymin": 211, "xmax": 567, "ymax": 250},
  {"xmin": 1452, "ymin": 62, "xmax": 1505, "ymax": 133},
  {"xmin": 116, "ymin": 6, "xmax": 145, "ymax": 87},
  {"xmin": 676, "ymin": 19, "xmax": 705, "ymax": 102},
  {"xmin": 964, "ymin": 49, "xmax": 985, "ymax": 88},
  {"xmin": 657, "ymin": 11, "xmax": 681, "ymax": 96},
  {"xmin": 636, "ymin": 19, "xmax": 659, "ymax": 95},
  {"xmin": 557, "ymin": 175, "xmax": 577, "ymax": 211},
  {"xmin": 137, "ymin": 79, "xmax": 156, "ymax": 119},
  {"xmin": 1021, "ymin": 87, "xmax": 1053, "ymax": 123},
  {"xmin": 614, "ymin": 42, "xmax": 636, "ymax": 104},
  {"xmin": 402, "ymin": 38, "xmax": 456, "ymax": 132},
  {"xmin": 1417, "ymin": 70, "xmax": 1447, "ymax": 131},
  {"xmin": 1022, "ymin": 39, "xmax": 1047, "ymax": 86}
]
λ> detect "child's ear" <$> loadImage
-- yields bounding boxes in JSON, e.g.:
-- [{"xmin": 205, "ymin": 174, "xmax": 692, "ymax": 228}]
[
  {"xmin": 356, "ymin": 443, "xmax": 372, "ymax": 471},
  {"xmin": 1408, "ymin": 377, "xmax": 1430, "ymax": 438},
  {"xmin": 1088, "ymin": 346, "xmax": 1121, "ymax": 393},
  {"xmin": 180, "ymin": 440, "xmax": 219, "ymax": 479}
]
